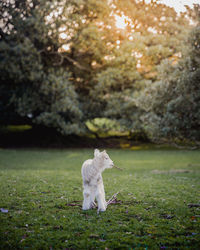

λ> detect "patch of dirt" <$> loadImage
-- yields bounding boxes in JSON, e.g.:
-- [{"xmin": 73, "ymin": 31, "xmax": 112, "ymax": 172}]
[{"xmin": 152, "ymin": 169, "xmax": 193, "ymax": 174}]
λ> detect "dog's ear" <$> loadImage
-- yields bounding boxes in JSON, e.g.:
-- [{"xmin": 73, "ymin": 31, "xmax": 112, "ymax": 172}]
[
  {"xmin": 94, "ymin": 149, "xmax": 100, "ymax": 158},
  {"xmin": 102, "ymin": 150, "xmax": 107, "ymax": 159}
]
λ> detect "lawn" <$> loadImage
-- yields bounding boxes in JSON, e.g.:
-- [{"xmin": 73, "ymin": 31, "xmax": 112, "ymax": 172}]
[{"xmin": 0, "ymin": 148, "xmax": 200, "ymax": 249}]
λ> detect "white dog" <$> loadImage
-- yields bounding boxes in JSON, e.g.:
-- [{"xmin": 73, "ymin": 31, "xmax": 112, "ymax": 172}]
[{"xmin": 81, "ymin": 149, "xmax": 114, "ymax": 212}]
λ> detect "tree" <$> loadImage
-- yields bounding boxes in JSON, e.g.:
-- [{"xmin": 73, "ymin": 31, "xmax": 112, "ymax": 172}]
[
  {"xmin": 0, "ymin": 0, "xmax": 193, "ymax": 137},
  {"xmin": 137, "ymin": 4, "xmax": 200, "ymax": 143},
  {"xmin": 0, "ymin": 0, "xmax": 119, "ymax": 134},
  {"xmin": 0, "ymin": 0, "xmax": 85, "ymax": 134},
  {"xmin": 92, "ymin": 0, "xmax": 191, "ymax": 134}
]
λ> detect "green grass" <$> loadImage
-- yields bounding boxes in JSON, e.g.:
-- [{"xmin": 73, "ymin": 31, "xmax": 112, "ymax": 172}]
[{"xmin": 0, "ymin": 148, "xmax": 200, "ymax": 249}]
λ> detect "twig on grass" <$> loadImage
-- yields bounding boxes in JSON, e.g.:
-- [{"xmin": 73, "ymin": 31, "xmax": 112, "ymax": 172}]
[
  {"xmin": 107, "ymin": 191, "xmax": 121, "ymax": 206},
  {"xmin": 66, "ymin": 200, "xmax": 82, "ymax": 207},
  {"xmin": 97, "ymin": 192, "xmax": 122, "ymax": 214},
  {"xmin": 188, "ymin": 203, "xmax": 200, "ymax": 208}
]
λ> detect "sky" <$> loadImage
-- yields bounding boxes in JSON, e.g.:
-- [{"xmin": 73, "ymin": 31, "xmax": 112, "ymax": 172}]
[
  {"xmin": 115, "ymin": 0, "xmax": 199, "ymax": 29},
  {"xmin": 153, "ymin": 0, "xmax": 199, "ymax": 13}
]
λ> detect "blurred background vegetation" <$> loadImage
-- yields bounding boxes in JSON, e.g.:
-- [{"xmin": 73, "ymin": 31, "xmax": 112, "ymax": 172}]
[{"xmin": 0, "ymin": 0, "xmax": 199, "ymax": 147}]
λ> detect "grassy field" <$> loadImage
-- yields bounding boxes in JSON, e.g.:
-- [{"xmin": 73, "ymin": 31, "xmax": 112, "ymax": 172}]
[{"xmin": 0, "ymin": 148, "xmax": 200, "ymax": 249}]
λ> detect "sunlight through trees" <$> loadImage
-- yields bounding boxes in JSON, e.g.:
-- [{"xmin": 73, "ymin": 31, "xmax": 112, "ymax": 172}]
[{"xmin": 0, "ymin": 0, "xmax": 199, "ymax": 144}]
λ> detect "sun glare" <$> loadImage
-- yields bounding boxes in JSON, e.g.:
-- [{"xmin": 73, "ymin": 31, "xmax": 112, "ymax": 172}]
[
  {"xmin": 158, "ymin": 0, "xmax": 200, "ymax": 13},
  {"xmin": 114, "ymin": 14, "xmax": 128, "ymax": 29},
  {"xmin": 60, "ymin": 33, "xmax": 68, "ymax": 39}
]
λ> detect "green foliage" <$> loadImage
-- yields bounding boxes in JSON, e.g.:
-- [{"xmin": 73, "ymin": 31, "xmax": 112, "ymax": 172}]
[
  {"xmin": 86, "ymin": 118, "xmax": 129, "ymax": 138},
  {"xmin": 0, "ymin": 0, "xmax": 196, "ymax": 140},
  {"xmin": 90, "ymin": 0, "xmax": 192, "ymax": 134},
  {"xmin": 138, "ymin": 6, "xmax": 200, "ymax": 143},
  {"xmin": 0, "ymin": 148, "xmax": 200, "ymax": 248},
  {"xmin": 0, "ymin": 0, "xmax": 84, "ymax": 134}
]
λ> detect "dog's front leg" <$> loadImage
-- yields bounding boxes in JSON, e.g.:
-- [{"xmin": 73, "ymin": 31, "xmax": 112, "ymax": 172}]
[
  {"xmin": 82, "ymin": 186, "xmax": 91, "ymax": 210},
  {"xmin": 90, "ymin": 187, "xmax": 96, "ymax": 208},
  {"xmin": 96, "ymin": 182, "xmax": 107, "ymax": 212}
]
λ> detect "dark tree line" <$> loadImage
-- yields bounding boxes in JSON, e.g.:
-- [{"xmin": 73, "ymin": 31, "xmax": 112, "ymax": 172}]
[{"xmin": 0, "ymin": 0, "xmax": 199, "ymax": 143}]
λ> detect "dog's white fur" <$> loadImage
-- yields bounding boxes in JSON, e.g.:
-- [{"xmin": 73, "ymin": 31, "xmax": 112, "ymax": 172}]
[{"xmin": 81, "ymin": 149, "xmax": 114, "ymax": 212}]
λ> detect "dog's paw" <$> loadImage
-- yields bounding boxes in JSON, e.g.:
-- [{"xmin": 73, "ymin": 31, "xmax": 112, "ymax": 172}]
[
  {"xmin": 82, "ymin": 205, "xmax": 90, "ymax": 210},
  {"xmin": 98, "ymin": 206, "xmax": 106, "ymax": 212}
]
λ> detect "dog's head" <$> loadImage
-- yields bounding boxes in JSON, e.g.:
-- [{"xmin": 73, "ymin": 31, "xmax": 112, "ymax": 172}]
[{"xmin": 94, "ymin": 149, "xmax": 114, "ymax": 169}]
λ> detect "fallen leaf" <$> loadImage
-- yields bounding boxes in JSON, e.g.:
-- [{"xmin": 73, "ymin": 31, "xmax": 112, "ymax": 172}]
[
  {"xmin": 188, "ymin": 203, "xmax": 200, "ymax": 208},
  {"xmin": 99, "ymin": 239, "xmax": 106, "ymax": 242},
  {"xmin": 53, "ymin": 225, "xmax": 63, "ymax": 230},
  {"xmin": 161, "ymin": 214, "xmax": 174, "ymax": 219},
  {"xmin": 192, "ymin": 232, "xmax": 197, "ymax": 235},
  {"xmin": 1, "ymin": 208, "xmax": 8, "ymax": 213},
  {"xmin": 20, "ymin": 234, "xmax": 27, "ymax": 243},
  {"xmin": 89, "ymin": 234, "xmax": 99, "ymax": 238}
]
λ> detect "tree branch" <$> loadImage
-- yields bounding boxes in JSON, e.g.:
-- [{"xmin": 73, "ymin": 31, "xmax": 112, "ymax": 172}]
[
  {"xmin": 63, "ymin": 54, "xmax": 90, "ymax": 72},
  {"xmin": 48, "ymin": 51, "xmax": 90, "ymax": 71},
  {"xmin": 0, "ymin": 28, "xmax": 5, "ymax": 39}
]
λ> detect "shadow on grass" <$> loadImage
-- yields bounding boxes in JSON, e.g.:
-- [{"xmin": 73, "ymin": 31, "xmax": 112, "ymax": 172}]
[{"xmin": 0, "ymin": 125, "xmax": 151, "ymax": 149}]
